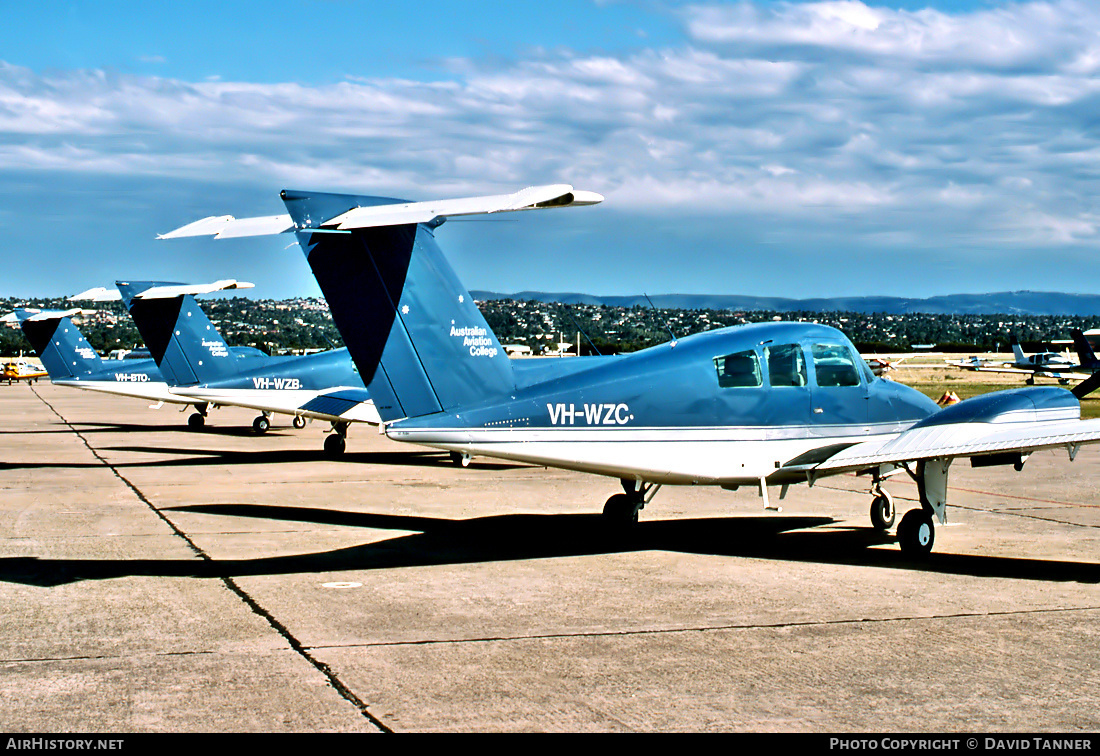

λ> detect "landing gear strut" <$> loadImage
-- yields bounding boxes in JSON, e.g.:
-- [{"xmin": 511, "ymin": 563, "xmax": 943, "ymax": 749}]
[
  {"xmin": 895, "ymin": 457, "xmax": 951, "ymax": 558},
  {"xmin": 869, "ymin": 489, "xmax": 895, "ymax": 531},
  {"xmin": 868, "ymin": 468, "xmax": 900, "ymax": 530}
]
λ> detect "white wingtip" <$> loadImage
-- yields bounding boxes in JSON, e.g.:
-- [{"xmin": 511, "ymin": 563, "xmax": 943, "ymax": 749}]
[{"xmin": 69, "ymin": 287, "xmax": 121, "ymax": 302}]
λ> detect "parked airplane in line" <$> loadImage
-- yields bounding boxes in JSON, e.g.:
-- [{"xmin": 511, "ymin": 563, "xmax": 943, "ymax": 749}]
[
  {"xmin": 103, "ymin": 280, "xmax": 378, "ymax": 454},
  {"xmin": 944, "ymin": 355, "xmax": 997, "ymax": 370},
  {"xmin": 12, "ymin": 308, "xmax": 195, "ymax": 412},
  {"xmin": 162, "ymin": 184, "xmax": 1100, "ymax": 557},
  {"xmin": 952, "ymin": 335, "xmax": 1083, "ymax": 384}
]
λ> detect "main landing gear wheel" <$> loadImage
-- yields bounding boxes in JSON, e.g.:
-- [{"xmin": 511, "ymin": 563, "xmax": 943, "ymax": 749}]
[
  {"xmin": 449, "ymin": 451, "xmax": 472, "ymax": 467},
  {"xmin": 870, "ymin": 492, "xmax": 895, "ymax": 530},
  {"xmin": 897, "ymin": 509, "xmax": 935, "ymax": 558},
  {"xmin": 187, "ymin": 412, "xmax": 205, "ymax": 431},
  {"xmin": 324, "ymin": 433, "xmax": 346, "ymax": 457},
  {"xmin": 293, "ymin": 415, "xmax": 306, "ymax": 429},
  {"xmin": 602, "ymin": 493, "xmax": 639, "ymax": 528},
  {"xmin": 252, "ymin": 415, "xmax": 270, "ymax": 434}
]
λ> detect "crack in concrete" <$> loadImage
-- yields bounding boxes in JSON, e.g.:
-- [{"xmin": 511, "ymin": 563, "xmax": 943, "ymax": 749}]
[
  {"xmin": 31, "ymin": 386, "xmax": 392, "ymax": 733},
  {"xmin": 306, "ymin": 604, "xmax": 1100, "ymax": 651},
  {"xmin": 817, "ymin": 481, "xmax": 1100, "ymax": 530},
  {"xmin": 2, "ymin": 649, "xmax": 219, "ymax": 665}
]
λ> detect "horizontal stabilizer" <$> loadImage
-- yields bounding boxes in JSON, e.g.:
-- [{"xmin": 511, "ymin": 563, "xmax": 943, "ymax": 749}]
[
  {"xmin": 129, "ymin": 280, "xmax": 255, "ymax": 300},
  {"xmin": 157, "ymin": 214, "xmax": 294, "ymax": 239},
  {"xmin": 21, "ymin": 308, "xmax": 86, "ymax": 322},
  {"xmin": 158, "ymin": 185, "xmax": 602, "ymax": 239},
  {"xmin": 322, "ymin": 185, "xmax": 603, "ymax": 230},
  {"xmin": 70, "ymin": 287, "xmax": 121, "ymax": 302}
]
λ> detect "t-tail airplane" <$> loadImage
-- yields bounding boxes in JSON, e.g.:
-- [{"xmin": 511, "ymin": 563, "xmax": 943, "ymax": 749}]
[
  {"xmin": 162, "ymin": 184, "xmax": 1100, "ymax": 557},
  {"xmin": 954, "ymin": 334, "xmax": 1083, "ymax": 384},
  {"xmin": 12, "ymin": 308, "xmax": 194, "ymax": 412},
  {"xmin": 107, "ymin": 280, "xmax": 378, "ymax": 453}
]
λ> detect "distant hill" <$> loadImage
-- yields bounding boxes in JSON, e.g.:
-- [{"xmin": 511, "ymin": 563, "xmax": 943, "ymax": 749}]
[{"xmin": 470, "ymin": 290, "xmax": 1100, "ymax": 316}]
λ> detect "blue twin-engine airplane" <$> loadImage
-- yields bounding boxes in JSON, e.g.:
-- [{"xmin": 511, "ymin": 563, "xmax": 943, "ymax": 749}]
[
  {"xmin": 94, "ymin": 280, "xmax": 379, "ymax": 454},
  {"xmin": 163, "ymin": 184, "xmax": 1100, "ymax": 557}
]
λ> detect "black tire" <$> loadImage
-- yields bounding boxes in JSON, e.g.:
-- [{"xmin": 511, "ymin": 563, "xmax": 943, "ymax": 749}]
[
  {"xmin": 897, "ymin": 509, "xmax": 935, "ymax": 558},
  {"xmin": 253, "ymin": 416, "xmax": 270, "ymax": 434},
  {"xmin": 602, "ymin": 493, "xmax": 639, "ymax": 527},
  {"xmin": 449, "ymin": 451, "xmax": 463, "ymax": 466},
  {"xmin": 188, "ymin": 413, "xmax": 205, "ymax": 430},
  {"xmin": 324, "ymin": 434, "xmax": 346, "ymax": 457},
  {"xmin": 870, "ymin": 493, "xmax": 895, "ymax": 530},
  {"xmin": 293, "ymin": 415, "xmax": 306, "ymax": 429}
]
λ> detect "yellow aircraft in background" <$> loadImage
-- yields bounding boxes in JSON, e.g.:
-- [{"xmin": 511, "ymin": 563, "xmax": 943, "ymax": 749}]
[{"xmin": 2, "ymin": 357, "xmax": 47, "ymax": 384}]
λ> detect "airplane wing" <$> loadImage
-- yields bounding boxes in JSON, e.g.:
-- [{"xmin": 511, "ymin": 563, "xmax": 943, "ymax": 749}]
[
  {"xmin": 296, "ymin": 388, "xmax": 380, "ymax": 425},
  {"xmin": 786, "ymin": 388, "xmax": 1100, "ymax": 480},
  {"xmin": 965, "ymin": 365, "xmax": 1070, "ymax": 377},
  {"xmin": 811, "ymin": 418, "xmax": 1100, "ymax": 475}
]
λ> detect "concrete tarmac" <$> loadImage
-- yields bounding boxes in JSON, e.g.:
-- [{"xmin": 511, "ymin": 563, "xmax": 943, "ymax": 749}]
[{"xmin": 2, "ymin": 382, "xmax": 1099, "ymax": 732}]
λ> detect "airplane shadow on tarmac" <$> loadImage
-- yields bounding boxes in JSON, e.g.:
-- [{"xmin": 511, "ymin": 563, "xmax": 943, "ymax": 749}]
[
  {"xmin": 0, "ymin": 447, "xmax": 524, "ymax": 472},
  {"xmin": 0, "ymin": 421, "xmax": 293, "ymax": 437},
  {"xmin": 2, "ymin": 505, "xmax": 1099, "ymax": 587},
  {"xmin": 69, "ymin": 422, "xmax": 292, "ymax": 437}
]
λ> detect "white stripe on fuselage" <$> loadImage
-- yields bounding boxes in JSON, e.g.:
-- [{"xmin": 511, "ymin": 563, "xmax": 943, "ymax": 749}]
[
  {"xmin": 386, "ymin": 424, "xmax": 909, "ymax": 485},
  {"xmin": 53, "ymin": 379, "xmax": 189, "ymax": 404}
]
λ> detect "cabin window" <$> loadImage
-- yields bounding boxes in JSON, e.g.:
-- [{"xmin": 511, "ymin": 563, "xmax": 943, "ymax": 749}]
[
  {"xmin": 765, "ymin": 343, "xmax": 807, "ymax": 387},
  {"xmin": 811, "ymin": 344, "xmax": 861, "ymax": 387},
  {"xmin": 714, "ymin": 349, "xmax": 762, "ymax": 388}
]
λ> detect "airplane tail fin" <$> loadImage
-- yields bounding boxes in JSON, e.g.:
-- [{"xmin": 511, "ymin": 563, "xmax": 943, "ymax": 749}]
[
  {"xmin": 117, "ymin": 282, "xmax": 241, "ymax": 387},
  {"xmin": 1071, "ymin": 329, "xmax": 1099, "ymax": 369},
  {"xmin": 286, "ymin": 193, "xmax": 515, "ymax": 422},
  {"xmin": 1010, "ymin": 334, "xmax": 1027, "ymax": 363},
  {"xmin": 158, "ymin": 185, "xmax": 602, "ymax": 422},
  {"xmin": 16, "ymin": 309, "xmax": 104, "ymax": 379}
]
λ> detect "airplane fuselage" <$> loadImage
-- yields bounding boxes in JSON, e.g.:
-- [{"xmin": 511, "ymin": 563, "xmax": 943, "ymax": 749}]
[
  {"xmin": 387, "ymin": 322, "xmax": 940, "ymax": 485},
  {"xmin": 1014, "ymin": 352, "xmax": 1076, "ymax": 371},
  {"xmin": 167, "ymin": 347, "xmax": 379, "ymax": 424},
  {"xmin": 50, "ymin": 359, "xmax": 191, "ymax": 405}
]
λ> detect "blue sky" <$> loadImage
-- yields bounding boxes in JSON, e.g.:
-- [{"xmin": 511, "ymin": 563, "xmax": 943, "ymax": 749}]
[{"xmin": 2, "ymin": 0, "xmax": 1098, "ymax": 299}]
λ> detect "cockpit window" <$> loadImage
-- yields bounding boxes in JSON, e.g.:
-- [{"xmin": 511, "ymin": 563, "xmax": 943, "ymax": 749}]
[
  {"xmin": 714, "ymin": 349, "xmax": 762, "ymax": 388},
  {"xmin": 765, "ymin": 343, "xmax": 807, "ymax": 387},
  {"xmin": 811, "ymin": 344, "xmax": 861, "ymax": 387}
]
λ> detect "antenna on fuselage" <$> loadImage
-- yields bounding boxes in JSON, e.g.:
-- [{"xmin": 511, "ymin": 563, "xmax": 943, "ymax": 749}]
[
  {"xmin": 644, "ymin": 293, "xmax": 678, "ymax": 343},
  {"xmin": 560, "ymin": 306, "xmax": 603, "ymax": 356}
]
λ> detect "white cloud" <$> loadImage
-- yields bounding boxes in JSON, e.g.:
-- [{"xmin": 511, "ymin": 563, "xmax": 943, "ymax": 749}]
[{"xmin": 0, "ymin": 1, "xmax": 1098, "ymax": 255}]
